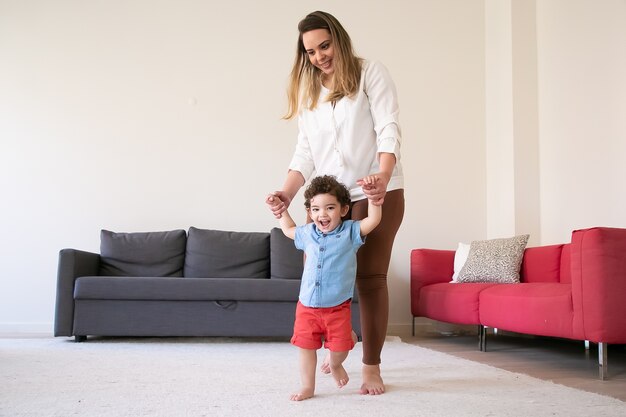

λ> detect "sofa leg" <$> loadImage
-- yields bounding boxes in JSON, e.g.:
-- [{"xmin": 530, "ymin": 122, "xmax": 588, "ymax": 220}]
[
  {"xmin": 74, "ymin": 335, "xmax": 87, "ymax": 343},
  {"xmin": 412, "ymin": 316, "xmax": 415, "ymax": 337},
  {"xmin": 598, "ymin": 342, "xmax": 608, "ymax": 380},
  {"xmin": 478, "ymin": 325, "xmax": 487, "ymax": 351}
]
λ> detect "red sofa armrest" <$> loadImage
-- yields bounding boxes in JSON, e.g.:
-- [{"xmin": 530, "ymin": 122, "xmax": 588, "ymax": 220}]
[
  {"xmin": 410, "ymin": 249, "xmax": 455, "ymax": 315},
  {"xmin": 571, "ymin": 227, "xmax": 626, "ymax": 343}
]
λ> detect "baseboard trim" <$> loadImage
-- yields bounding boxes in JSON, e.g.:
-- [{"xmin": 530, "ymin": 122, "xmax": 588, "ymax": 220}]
[
  {"xmin": 0, "ymin": 322, "xmax": 53, "ymax": 336},
  {"xmin": 0, "ymin": 320, "xmax": 473, "ymax": 339}
]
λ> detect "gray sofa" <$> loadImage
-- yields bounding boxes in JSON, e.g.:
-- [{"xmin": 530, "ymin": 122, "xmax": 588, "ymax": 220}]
[{"xmin": 54, "ymin": 227, "xmax": 361, "ymax": 341}]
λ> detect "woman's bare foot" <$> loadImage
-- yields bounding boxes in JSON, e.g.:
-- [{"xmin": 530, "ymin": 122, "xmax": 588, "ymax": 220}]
[
  {"xmin": 330, "ymin": 364, "xmax": 349, "ymax": 388},
  {"xmin": 320, "ymin": 331, "xmax": 358, "ymax": 374},
  {"xmin": 360, "ymin": 364, "xmax": 385, "ymax": 395},
  {"xmin": 290, "ymin": 387, "xmax": 314, "ymax": 401}
]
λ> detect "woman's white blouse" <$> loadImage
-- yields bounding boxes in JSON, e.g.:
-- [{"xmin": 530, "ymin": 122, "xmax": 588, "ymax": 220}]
[{"xmin": 288, "ymin": 60, "xmax": 404, "ymax": 202}]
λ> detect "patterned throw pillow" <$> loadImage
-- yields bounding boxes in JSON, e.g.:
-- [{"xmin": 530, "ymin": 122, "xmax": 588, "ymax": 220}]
[{"xmin": 456, "ymin": 234, "xmax": 529, "ymax": 283}]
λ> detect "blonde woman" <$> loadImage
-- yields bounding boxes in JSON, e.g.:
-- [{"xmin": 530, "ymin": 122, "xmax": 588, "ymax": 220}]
[{"xmin": 266, "ymin": 10, "xmax": 404, "ymax": 396}]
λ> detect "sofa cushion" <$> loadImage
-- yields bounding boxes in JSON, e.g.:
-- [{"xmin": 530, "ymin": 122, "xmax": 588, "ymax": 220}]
[
  {"xmin": 74, "ymin": 276, "xmax": 301, "ymax": 301},
  {"xmin": 520, "ymin": 244, "xmax": 564, "ymax": 283},
  {"xmin": 457, "ymin": 234, "xmax": 529, "ymax": 284},
  {"xmin": 184, "ymin": 227, "xmax": 270, "ymax": 278},
  {"xmin": 559, "ymin": 244, "xmax": 572, "ymax": 284},
  {"xmin": 99, "ymin": 229, "xmax": 186, "ymax": 277},
  {"xmin": 270, "ymin": 227, "xmax": 303, "ymax": 279},
  {"xmin": 417, "ymin": 282, "xmax": 498, "ymax": 325},
  {"xmin": 479, "ymin": 283, "xmax": 574, "ymax": 339}
]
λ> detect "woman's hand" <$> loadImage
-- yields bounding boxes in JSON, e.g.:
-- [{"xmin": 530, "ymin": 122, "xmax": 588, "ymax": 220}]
[
  {"xmin": 356, "ymin": 173, "xmax": 389, "ymax": 206},
  {"xmin": 265, "ymin": 191, "xmax": 291, "ymax": 219}
]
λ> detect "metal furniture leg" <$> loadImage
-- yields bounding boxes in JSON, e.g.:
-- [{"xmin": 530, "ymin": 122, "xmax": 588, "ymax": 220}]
[
  {"xmin": 478, "ymin": 325, "xmax": 486, "ymax": 351},
  {"xmin": 599, "ymin": 342, "xmax": 608, "ymax": 380}
]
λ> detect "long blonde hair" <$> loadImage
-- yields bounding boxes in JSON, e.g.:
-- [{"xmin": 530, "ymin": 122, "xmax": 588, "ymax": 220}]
[{"xmin": 284, "ymin": 11, "xmax": 362, "ymax": 120}]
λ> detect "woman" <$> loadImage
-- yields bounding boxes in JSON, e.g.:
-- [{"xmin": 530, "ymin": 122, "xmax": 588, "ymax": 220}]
[{"xmin": 266, "ymin": 10, "xmax": 404, "ymax": 395}]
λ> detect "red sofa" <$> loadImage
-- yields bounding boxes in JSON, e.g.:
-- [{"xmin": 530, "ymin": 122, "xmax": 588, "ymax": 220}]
[{"xmin": 410, "ymin": 227, "xmax": 626, "ymax": 379}]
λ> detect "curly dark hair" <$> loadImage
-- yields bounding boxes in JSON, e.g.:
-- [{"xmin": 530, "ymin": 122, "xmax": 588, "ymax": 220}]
[{"xmin": 304, "ymin": 175, "xmax": 351, "ymax": 209}]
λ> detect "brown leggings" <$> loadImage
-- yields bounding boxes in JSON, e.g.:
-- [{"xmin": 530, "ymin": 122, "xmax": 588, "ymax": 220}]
[{"xmin": 348, "ymin": 189, "xmax": 404, "ymax": 365}]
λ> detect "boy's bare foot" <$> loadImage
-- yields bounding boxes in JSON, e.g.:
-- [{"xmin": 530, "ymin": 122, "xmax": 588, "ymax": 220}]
[
  {"xmin": 320, "ymin": 331, "xmax": 358, "ymax": 374},
  {"xmin": 330, "ymin": 364, "xmax": 349, "ymax": 388},
  {"xmin": 360, "ymin": 364, "xmax": 385, "ymax": 395},
  {"xmin": 320, "ymin": 355, "xmax": 331, "ymax": 374},
  {"xmin": 290, "ymin": 387, "xmax": 314, "ymax": 401}
]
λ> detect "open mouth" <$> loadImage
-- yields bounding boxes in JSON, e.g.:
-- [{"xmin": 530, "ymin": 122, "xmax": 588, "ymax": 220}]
[{"xmin": 318, "ymin": 219, "xmax": 331, "ymax": 229}]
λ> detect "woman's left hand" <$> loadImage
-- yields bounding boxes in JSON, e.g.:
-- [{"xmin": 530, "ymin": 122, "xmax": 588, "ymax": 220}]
[{"xmin": 356, "ymin": 173, "xmax": 389, "ymax": 206}]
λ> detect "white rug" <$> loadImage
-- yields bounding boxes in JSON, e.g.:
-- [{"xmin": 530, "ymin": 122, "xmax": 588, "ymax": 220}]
[{"xmin": 1, "ymin": 337, "xmax": 624, "ymax": 417}]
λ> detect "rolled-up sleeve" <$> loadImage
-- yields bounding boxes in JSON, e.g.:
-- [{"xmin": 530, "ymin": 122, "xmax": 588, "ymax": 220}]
[
  {"xmin": 288, "ymin": 116, "xmax": 316, "ymax": 181},
  {"xmin": 365, "ymin": 61, "xmax": 402, "ymax": 160}
]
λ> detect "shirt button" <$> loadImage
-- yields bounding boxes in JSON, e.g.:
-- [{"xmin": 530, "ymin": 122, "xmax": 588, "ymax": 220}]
[
  {"xmin": 320, "ymin": 247, "xmax": 325, "ymax": 252},
  {"xmin": 317, "ymin": 264, "xmax": 321, "ymax": 269},
  {"xmin": 315, "ymin": 282, "xmax": 320, "ymax": 286}
]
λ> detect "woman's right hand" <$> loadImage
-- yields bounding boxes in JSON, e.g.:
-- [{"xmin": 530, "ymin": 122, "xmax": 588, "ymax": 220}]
[{"xmin": 265, "ymin": 191, "xmax": 291, "ymax": 219}]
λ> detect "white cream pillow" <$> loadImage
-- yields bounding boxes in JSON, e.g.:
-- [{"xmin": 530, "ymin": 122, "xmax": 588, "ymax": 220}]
[
  {"xmin": 451, "ymin": 242, "xmax": 470, "ymax": 283},
  {"xmin": 457, "ymin": 234, "xmax": 530, "ymax": 284}
]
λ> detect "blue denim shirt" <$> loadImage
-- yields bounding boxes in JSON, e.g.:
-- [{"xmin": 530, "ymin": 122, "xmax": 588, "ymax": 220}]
[{"xmin": 294, "ymin": 220, "xmax": 364, "ymax": 308}]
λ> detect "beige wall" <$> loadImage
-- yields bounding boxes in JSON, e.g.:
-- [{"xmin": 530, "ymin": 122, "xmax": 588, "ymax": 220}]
[
  {"xmin": 0, "ymin": 0, "xmax": 623, "ymax": 334},
  {"xmin": 536, "ymin": 0, "xmax": 626, "ymax": 244}
]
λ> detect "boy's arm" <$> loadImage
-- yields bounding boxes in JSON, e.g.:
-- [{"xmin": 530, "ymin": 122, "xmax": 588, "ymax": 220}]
[
  {"xmin": 278, "ymin": 209, "xmax": 297, "ymax": 240},
  {"xmin": 359, "ymin": 199, "xmax": 382, "ymax": 236}
]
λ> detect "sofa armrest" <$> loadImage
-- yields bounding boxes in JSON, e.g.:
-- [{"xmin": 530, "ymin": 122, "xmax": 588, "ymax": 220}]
[
  {"xmin": 54, "ymin": 249, "xmax": 100, "ymax": 336},
  {"xmin": 571, "ymin": 227, "xmax": 626, "ymax": 343},
  {"xmin": 410, "ymin": 249, "xmax": 455, "ymax": 314}
]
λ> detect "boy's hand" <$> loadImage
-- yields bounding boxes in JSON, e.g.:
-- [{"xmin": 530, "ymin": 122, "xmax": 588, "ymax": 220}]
[
  {"xmin": 265, "ymin": 192, "xmax": 291, "ymax": 219},
  {"xmin": 356, "ymin": 174, "xmax": 388, "ymax": 206},
  {"xmin": 357, "ymin": 175, "xmax": 384, "ymax": 236}
]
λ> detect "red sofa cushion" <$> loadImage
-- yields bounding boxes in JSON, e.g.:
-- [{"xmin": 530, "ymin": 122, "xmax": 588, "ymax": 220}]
[
  {"xmin": 417, "ymin": 283, "xmax": 497, "ymax": 325},
  {"xmin": 559, "ymin": 244, "xmax": 572, "ymax": 284},
  {"xmin": 479, "ymin": 283, "xmax": 574, "ymax": 339},
  {"xmin": 520, "ymin": 244, "xmax": 563, "ymax": 283}
]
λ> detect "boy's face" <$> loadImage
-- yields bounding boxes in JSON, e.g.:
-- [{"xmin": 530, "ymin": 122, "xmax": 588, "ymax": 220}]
[{"xmin": 307, "ymin": 193, "xmax": 349, "ymax": 233}]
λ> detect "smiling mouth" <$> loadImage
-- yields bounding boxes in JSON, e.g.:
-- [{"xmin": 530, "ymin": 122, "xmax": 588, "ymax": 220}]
[
  {"xmin": 319, "ymin": 220, "xmax": 331, "ymax": 228},
  {"xmin": 319, "ymin": 60, "xmax": 332, "ymax": 70}
]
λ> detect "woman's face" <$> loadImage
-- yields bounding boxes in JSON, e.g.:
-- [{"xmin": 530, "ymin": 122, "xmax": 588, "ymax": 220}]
[{"xmin": 302, "ymin": 29, "xmax": 334, "ymax": 76}]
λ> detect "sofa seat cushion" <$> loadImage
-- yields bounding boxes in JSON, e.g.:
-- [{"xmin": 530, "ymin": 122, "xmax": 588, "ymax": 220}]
[
  {"xmin": 417, "ymin": 283, "xmax": 498, "ymax": 325},
  {"xmin": 479, "ymin": 283, "xmax": 574, "ymax": 339},
  {"xmin": 74, "ymin": 276, "xmax": 301, "ymax": 302}
]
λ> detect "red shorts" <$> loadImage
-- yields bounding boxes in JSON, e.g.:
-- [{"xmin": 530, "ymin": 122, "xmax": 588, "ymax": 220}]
[{"xmin": 291, "ymin": 299, "xmax": 355, "ymax": 352}]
